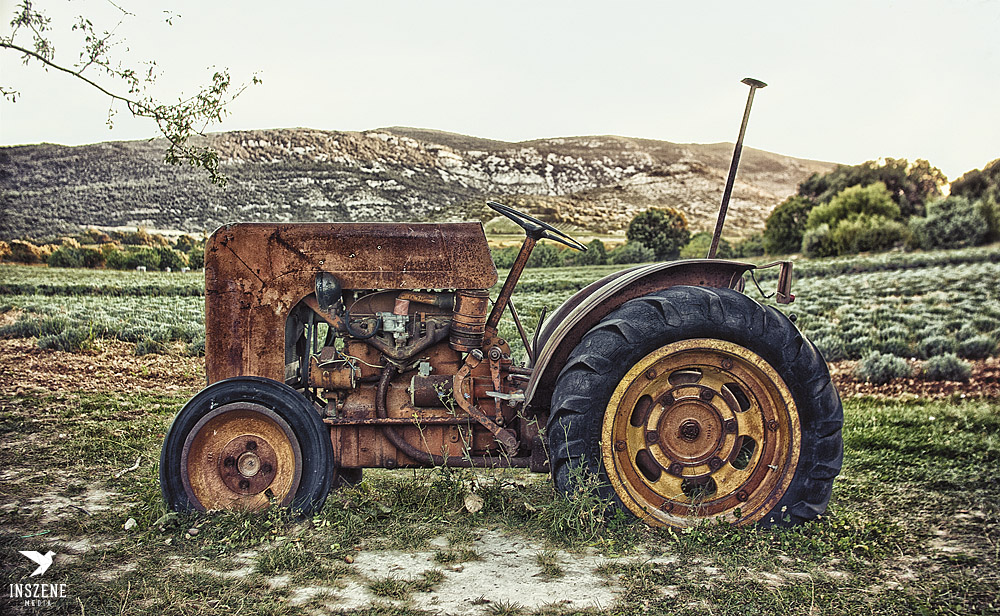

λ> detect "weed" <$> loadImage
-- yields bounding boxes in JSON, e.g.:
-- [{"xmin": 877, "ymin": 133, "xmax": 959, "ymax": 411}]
[
  {"xmin": 488, "ymin": 599, "xmax": 524, "ymax": 616},
  {"xmin": 432, "ymin": 547, "xmax": 481, "ymax": 564},
  {"xmin": 534, "ymin": 550, "xmax": 564, "ymax": 579}
]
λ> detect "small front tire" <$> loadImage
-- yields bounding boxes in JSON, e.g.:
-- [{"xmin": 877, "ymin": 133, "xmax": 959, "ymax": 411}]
[{"xmin": 160, "ymin": 377, "xmax": 334, "ymax": 516}]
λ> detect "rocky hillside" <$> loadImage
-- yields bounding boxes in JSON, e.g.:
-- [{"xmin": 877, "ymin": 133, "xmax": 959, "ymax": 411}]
[{"xmin": 0, "ymin": 127, "xmax": 834, "ymax": 241}]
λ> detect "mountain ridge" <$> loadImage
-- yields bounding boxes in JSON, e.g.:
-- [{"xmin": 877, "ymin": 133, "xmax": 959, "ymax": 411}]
[{"xmin": 0, "ymin": 126, "xmax": 836, "ymax": 241}]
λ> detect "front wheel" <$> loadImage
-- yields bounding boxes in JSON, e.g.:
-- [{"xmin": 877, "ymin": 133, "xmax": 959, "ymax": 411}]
[
  {"xmin": 548, "ymin": 286, "xmax": 842, "ymax": 528},
  {"xmin": 160, "ymin": 377, "xmax": 334, "ymax": 516}
]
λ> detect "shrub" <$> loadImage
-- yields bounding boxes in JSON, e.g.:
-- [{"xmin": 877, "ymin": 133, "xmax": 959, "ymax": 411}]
[
  {"xmin": 626, "ymin": 207, "xmax": 690, "ymax": 260},
  {"xmin": 135, "ymin": 337, "xmax": 165, "ymax": 356},
  {"xmin": 958, "ymin": 335, "xmax": 996, "ymax": 360},
  {"xmin": 47, "ymin": 246, "xmax": 85, "ymax": 268},
  {"xmin": 813, "ymin": 335, "xmax": 848, "ymax": 361},
  {"xmin": 155, "ymin": 246, "xmax": 189, "ymax": 271},
  {"xmin": 0, "ymin": 241, "xmax": 10, "ymax": 262},
  {"xmin": 8, "ymin": 240, "xmax": 45, "ymax": 264},
  {"xmin": 921, "ymin": 353, "xmax": 972, "ymax": 381},
  {"xmin": 807, "ymin": 182, "xmax": 900, "ymax": 230},
  {"xmin": 734, "ymin": 234, "xmax": 765, "ymax": 258},
  {"xmin": 526, "ymin": 243, "xmax": 563, "ymax": 268},
  {"xmin": 0, "ymin": 315, "xmax": 71, "ymax": 339},
  {"xmin": 875, "ymin": 337, "xmax": 912, "ymax": 357},
  {"xmin": 913, "ymin": 196, "xmax": 989, "ymax": 249},
  {"xmin": 490, "ymin": 246, "xmax": 519, "ymax": 269},
  {"xmin": 188, "ymin": 246, "xmax": 205, "ymax": 269},
  {"xmin": 38, "ymin": 326, "xmax": 94, "ymax": 352},
  {"xmin": 764, "ymin": 196, "xmax": 814, "ymax": 255},
  {"xmin": 830, "ymin": 214, "xmax": 909, "ymax": 254},
  {"xmin": 801, "ymin": 224, "xmax": 836, "ymax": 258},
  {"xmin": 680, "ymin": 232, "xmax": 733, "ymax": 259},
  {"xmin": 918, "ymin": 335, "xmax": 957, "ymax": 359},
  {"xmin": 854, "ymin": 351, "xmax": 911, "ymax": 385},
  {"xmin": 609, "ymin": 242, "xmax": 655, "ymax": 265},
  {"xmin": 572, "ymin": 239, "xmax": 609, "ymax": 266}
]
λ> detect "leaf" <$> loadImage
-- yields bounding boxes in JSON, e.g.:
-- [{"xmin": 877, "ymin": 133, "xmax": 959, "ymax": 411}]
[{"xmin": 464, "ymin": 493, "xmax": 484, "ymax": 514}]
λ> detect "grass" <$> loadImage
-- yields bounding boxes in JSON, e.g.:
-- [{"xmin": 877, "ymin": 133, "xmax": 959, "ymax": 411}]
[{"xmin": 2, "ymin": 390, "xmax": 998, "ymax": 614}]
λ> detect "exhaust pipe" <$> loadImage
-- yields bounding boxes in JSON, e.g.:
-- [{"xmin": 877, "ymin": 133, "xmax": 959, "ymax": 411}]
[{"xmin": 707, "ymin": 77, "xmax": 767, "ymax": 259}]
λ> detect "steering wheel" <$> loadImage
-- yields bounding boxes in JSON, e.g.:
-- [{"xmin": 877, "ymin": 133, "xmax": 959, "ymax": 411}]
[{"xmin": 487, "ymin": 201, "xmax": 588, "ymax": 252}]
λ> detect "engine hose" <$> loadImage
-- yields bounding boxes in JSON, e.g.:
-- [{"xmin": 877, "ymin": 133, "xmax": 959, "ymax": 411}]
[
  {"xmin": 375, "ymin": 365, "xmax": 529, "ymax": 468},
  {"xmin": 345, "ymin": 311, "xmax": 381, "ymax": 340}
]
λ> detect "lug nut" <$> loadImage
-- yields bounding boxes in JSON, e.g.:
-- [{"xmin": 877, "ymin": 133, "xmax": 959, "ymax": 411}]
[
  {"xmin": 261, "ymin": 463, "xmax": 273, "ymax": 475},
  {"xmin": 245, "ymin": 440, "xmax": 257, "ymax": 451},
  {"xmin": 645, "ymin": 431, "xmax": 660, "ymax": 444},
  {"xmin": 645, "ymin": 368, "xmax": 657, "ymax": 380},
  {"xmin": 708, "ymin": 457, "xmax": 723, "ymax": 471},
  {"xmin": 238, "ymin": 479, "xmax": 250, "ymax": 491},
  {"xmin": 724, "ymin": 419, "xmax": 738, "ymax": 433},
  {"xmin": 767, "ymin": 420, "xmax": 779, "ymax": 431},
  {"xmin": 737, "ymin": 490, "xmax": 749, "ymax": 502},
  {"xmin": 699, "ymin": 390, "xmax": 715, "ymax": 401},
  {"xmin": 614, "ymin": 440, "xmax": 627, "ymax": 452},
  {"xmin": 668, "ymin": 463, "xmax": 684, "ymax": 476},
  {"xmin": 223, "ymin": 456, "xmax": 236, "ymax": 468}
]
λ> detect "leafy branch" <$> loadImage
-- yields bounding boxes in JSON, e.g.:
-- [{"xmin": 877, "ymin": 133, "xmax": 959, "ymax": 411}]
[{"xmin": 1, "ymin": 1, "xmax": 258, "ymax": 185}]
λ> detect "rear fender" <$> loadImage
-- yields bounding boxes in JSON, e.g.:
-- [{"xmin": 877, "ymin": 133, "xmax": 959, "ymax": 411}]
[{"xmin": 524, "ymin": 259, "xmax": 755, "ymax": 414}]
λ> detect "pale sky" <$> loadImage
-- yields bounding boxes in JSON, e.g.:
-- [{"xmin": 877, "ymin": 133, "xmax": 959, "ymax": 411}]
[{"xmin": 1, "ymin": 0, "xmax": 998, "ymax": 180}]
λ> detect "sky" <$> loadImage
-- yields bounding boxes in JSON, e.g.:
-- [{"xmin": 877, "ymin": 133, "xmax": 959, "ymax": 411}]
[{"xmin": 1, "ymin": 0, "xmax": 998, "ymax": 181}]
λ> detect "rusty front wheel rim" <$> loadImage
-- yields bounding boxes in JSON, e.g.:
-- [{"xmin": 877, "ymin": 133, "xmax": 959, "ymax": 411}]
[
  {"xmin": 180, "ymin": 402, "xmax": 303, "ymax": 511},
  {"xmin": 602, "ymin": 338, "xmax": 800, "ymax": 527}
]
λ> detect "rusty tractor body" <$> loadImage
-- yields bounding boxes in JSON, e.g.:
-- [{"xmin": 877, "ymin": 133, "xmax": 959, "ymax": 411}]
[{"xmin": 160, "ymin": 80, "xmax": 843, "ymax": 528}]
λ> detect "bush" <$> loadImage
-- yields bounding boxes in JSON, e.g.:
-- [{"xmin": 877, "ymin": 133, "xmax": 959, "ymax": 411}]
[
  {"xmin": 47, "ymin": 246, "xmax": 85, "ymax": 268},
  {"xmin": 155, "ymin": 246, "xmax": 189, "ymax": 271},
  {"xmin": 854, "ymin": 351, "xmax": 911, "ymax": 385},
  {"xmin": 105, "ymin": 246, "xmax": 162, "ymax": 270},
  {"xmin": 917, "ymin": 335, "xmax": 957, "ymax": 359},
  {"xmin": 807, "ymin": 183, "xmax": 900, "ymax": 230},
  {"xmin": 38, "ymin": 326, "xmax": 94, "ymax": 352},
  {"xmin": 875, "ymin": 337, "xmax": 912, "ymax": 357},
  {"xmin": 801, "ymin": 224, "xmax": 836, "ymax": 258},
  {"xmin": 830, "ymin": 214, "xmax": 909, "ymax": 254},
  {"xmin": 7, "ymin": 240, "xmax": 45, "ymax": 264},
  {"xmin": 921, "ymin": 353, "xmax": 972, "ymax": 381},
  {"xmin": 572, "ymin": 239, "xmax": 609, "ymax": 266},
  {"xmin": 135, "ymin": 337, "xmax": 165, "ymax": 356},
  {"xmin": 626, "ymin": 207, "xmax": 690, "ymax": 260},
  {"xmin": 958, "ymin": 335, "xmax": 996, "ymax": 360},
  {"xmin": 680, "ymin": 232, "xmax": 733, "ymax": 259},
  {"xmin": 188, "ymin": 246, "xmax": 205, "ymax": 269},
  {"xmin": 526, "ymin": 243, "xmax": 563, "ymax": 268},
  {"xmin": 813, "ymin": 335, "xmax": 848, "ymax": 361},
  {"xmin": 609, "ymin": 242, "xmax": 655, "ymax": 265},
  {"xmin": 913, "ymin": 196, "xmax": 989, "ymax": 249},
  {"xmin": 764, "ymin": 196, "xmax": 814, "ymax": 255},
  {"xmin": 734, "ymin": 234, "xmax": 765, "ymax": 258}
]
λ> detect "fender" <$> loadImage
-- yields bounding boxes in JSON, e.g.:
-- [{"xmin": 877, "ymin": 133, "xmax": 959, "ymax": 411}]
[{"xmin": 524, "ymin": 259, "xmax": 756, "ymax": 415}]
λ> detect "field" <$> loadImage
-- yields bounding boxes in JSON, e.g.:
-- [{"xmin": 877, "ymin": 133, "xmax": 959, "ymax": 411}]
[{"xmin": 1, "ymin": 246, "xmax": 999, "ymax": 615}]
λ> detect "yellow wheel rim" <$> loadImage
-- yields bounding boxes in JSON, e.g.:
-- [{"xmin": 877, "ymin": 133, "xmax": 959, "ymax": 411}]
[
  {"xmin": 602, "ymin": 338, "xmax": 800, "ymax": 527},
  {"xmin": 180, "ymin": 402, "xmax": 302, "ymax": 511}
]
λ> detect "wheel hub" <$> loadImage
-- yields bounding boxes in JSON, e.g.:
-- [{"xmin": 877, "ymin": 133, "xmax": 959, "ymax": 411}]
[
  {"xmin": 602, "ymin": 338, "xmax": 801, "ymax": 528},
  {"xmin": 180, "ymin": 402, "xmax": 302, "ymax": 511}
]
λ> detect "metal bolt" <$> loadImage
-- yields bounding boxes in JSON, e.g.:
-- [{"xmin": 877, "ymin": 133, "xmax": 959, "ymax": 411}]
[
  {"xmin": 699, "ymin": 389, "xmax": 715, "ymax": 401},
  {"xmin": 721, "ymin": 358, "xmax": 734, "ymax": 370},
  {"xmin": 663, "ymin": 394, "xmax": 675, "ymax": 406},
  {"xmin": 660, "ymin": 501, "xmax": 674, "ymax": 512},
  {"xmin": 737, "ymin": 490, "xmax": 749, "ymax": 502},
  {"xmin": 668, "ymin": 462, "xmax": 684, "ymax": 476},
  {"xmin": 767, "ymin": 419, "xmax": 779, "ymax": 431},
  {"xmin": 679, "ymin": 420, "xmax": 701, "ymax": 442},
  {"xmin": 245, "ymin": 440, "xmax": 257, "ymax": 451},
  {"xmin": 724, "ymin": 419, "xmax": 738, "ymax": 433},
  {"xmin": 645, "ymin": 431, "xmax": 660, "ymax": 445},
  {"xmin": 223, "ymin": 456, "xmax": 236, "ymax": 468},
  {"xmin": 645, "ymin": 368, "xmax": 657, "ymax": 380},
  {"xmin": 238, "ymin": 479, "xmax": 250, "ymax": 491},
  {"xmin": 614, "ymin": 440, "xmax": 627, "ymax": 452},
  {"xmin": 708, "ymin": 457, "xmax": 723, "ymax": 471},
  {"xmin": 261, "ymin": 463, "xmax": 273, "ymax": 475}
]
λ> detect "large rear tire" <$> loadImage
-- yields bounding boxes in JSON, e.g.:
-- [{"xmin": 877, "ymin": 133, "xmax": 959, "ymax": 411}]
[
  {"xmin": 548, "ymin": 286, "xmax": 842, "ymax": 528},
  {"xmin": 160, "ymin": 377, "xmax": 334, "ymax": 516}
]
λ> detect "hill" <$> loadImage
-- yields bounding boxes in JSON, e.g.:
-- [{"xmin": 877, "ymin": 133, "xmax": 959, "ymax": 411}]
[{"xmin": 0, "ymin": 127, "xmax": 835, "ymax": 241}]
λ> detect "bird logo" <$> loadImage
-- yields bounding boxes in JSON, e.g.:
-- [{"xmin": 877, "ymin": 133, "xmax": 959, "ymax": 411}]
[{"xmin": 18, "ymin": 551, "xmax": 55, "ymax": 577}]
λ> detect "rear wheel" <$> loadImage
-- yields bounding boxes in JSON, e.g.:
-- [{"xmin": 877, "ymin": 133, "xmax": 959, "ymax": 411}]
[
  {"xmin": 160, "ymin": 377, "xmax": 334, "ymax": 515},
  {"xmin": 548, "ymin": 286, "xmax": 842, "ymax": 527}
]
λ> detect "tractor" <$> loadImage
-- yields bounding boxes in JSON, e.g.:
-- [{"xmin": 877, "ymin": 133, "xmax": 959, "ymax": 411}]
[{"xmin": 160, "ymin": 79, "xmax": 843, "ymax": 528}]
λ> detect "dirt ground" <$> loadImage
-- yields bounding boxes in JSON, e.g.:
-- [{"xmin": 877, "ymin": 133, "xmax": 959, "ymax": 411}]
[
  {"xmin": 2, "ymin": 338, "xmax": 998, "ymax": 614},
  {"xmin": 3, "ymin": 337, "xmax": 997, "ymax": 400}
]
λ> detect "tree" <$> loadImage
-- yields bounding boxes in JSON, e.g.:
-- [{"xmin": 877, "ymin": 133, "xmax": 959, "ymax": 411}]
[
  {"xmin": 911, "ymin": 196, "xmax": 989, "ymax": 250},
  {"xmin": 951, "ymin": 159, "xmax": 1000, "ymax": 204},
  {"xmin": 1, "ymin": 1, "xmax": 258, "ymax": 185},
  {"xmin": 625, "ymin": 207, "xmax": 690, "ymax": 261},
  {"xmin": 763, "ymin": 196, "xmax": 815, "ymax": 255},
  {"xmin": 573, "ymin": 239, "xmax": 608, "ymax": 265},
  {"xmin": 798, "ymin": 158, "xmax": 945, "ymax": 218}
]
